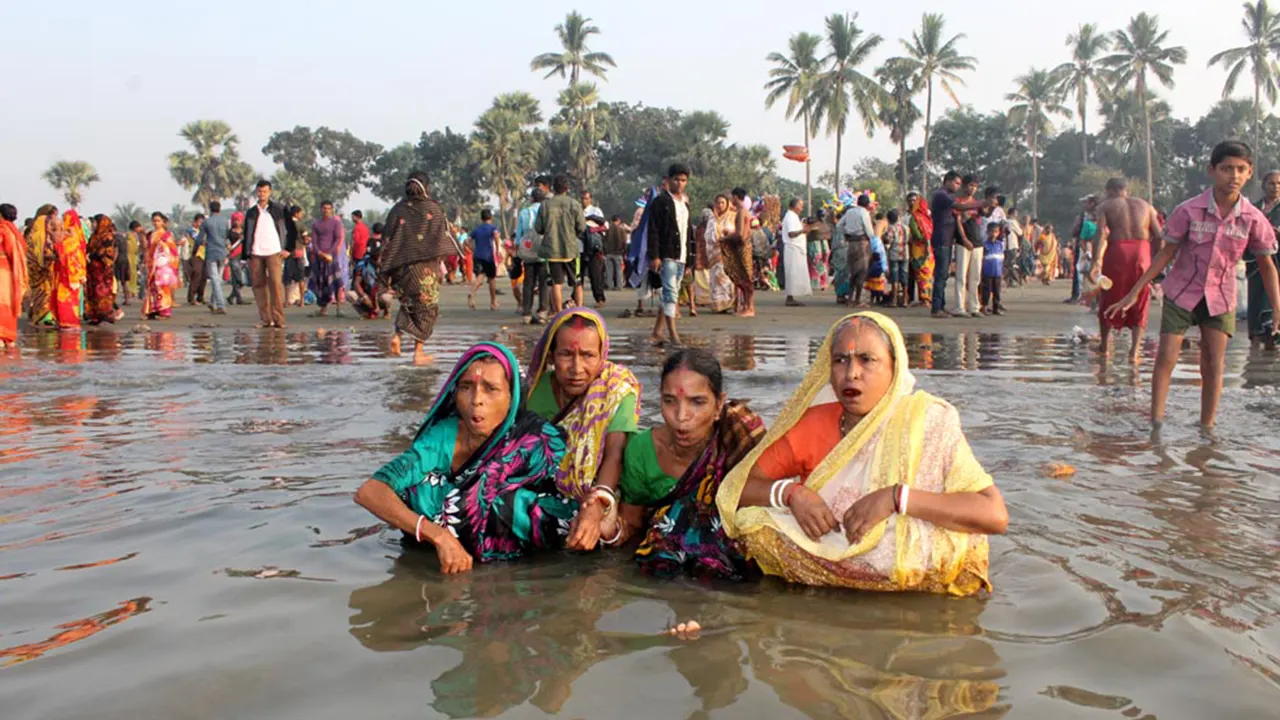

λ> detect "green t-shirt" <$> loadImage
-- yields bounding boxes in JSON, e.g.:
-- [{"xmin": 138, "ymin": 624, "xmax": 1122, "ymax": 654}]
[
  {"xmin": 526, "ymin": 378, "xmax": 638, "ymax": 434},
  {"xmin": 618, "ymin": 429, "xmax": 678, "ymax": 506}
]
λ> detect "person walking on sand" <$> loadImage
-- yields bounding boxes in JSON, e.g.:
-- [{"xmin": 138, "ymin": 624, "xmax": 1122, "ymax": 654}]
[
  {"xmin": 244, "ymin": 180, "xmax": 293, "ymax": 329},
  {"xmin": 534, "ymin": 175, "xmax": 584, "ymax": 315},
  {"xmin": 466, "ymin": 208, "xmax": 502, "ymax": 311},
  {"xmin": 380, "ymin": 171, "xmax": 456, "ymax": 365},
  {"xmin": 199, "ymin": 200, "xmax": 230, "ymax": 315},
  {"xmin": 1107, "ymin": 141, "xmax": 1280, "ymax": 428},
  {"xmin": 309, "ymin": 200, "xmax": 346, "ymax": 317},
  {"xmin": 782, "ymin": 197, "xmax": 815, "ymax": 307},
  {"xmin": 1091, "ymin": 178, "xmax": 1161, "ymax": 362},
  {"xmin": 646, "ymin": 163, "xmax": 693, "ymax": 346}
]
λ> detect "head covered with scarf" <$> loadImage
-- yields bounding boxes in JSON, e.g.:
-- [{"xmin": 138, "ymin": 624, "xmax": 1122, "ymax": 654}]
[
  {"xmin": 381, "ymin": 342, "xmax": 571, "ymax": 561},
  {"xmin": 717, "ymin": 312, "xmax": 995, "ymax": 595},
  {"xmin": 524, "ymin": 307, "xmax": 641, "ymax": 501}
]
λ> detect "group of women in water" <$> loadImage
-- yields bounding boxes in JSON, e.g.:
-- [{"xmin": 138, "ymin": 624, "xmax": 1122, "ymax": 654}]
[{"xmin": 355, "ymin": 308, "xmax": 1009, "ymax": 595}]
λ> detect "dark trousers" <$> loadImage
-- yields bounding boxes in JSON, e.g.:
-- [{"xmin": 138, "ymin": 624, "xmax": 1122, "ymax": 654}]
[
  {"xmin": 184, "ymin": 257, "xmax": 206, "ymax": 304},
  {"xmin": 521, "ymin": 261, "xmax": 549, "ymax": 317},
  {"xmin": 581, "ymin": 252, "xmax": 607, "ymax": 303},
  {"xmin": 1070, "ymin": 239, "xmax": 1082, "ymax": 300},
  {"xmin": 980, "ymin": 275, "xmax": 1002, "ymax": 309},
  {"xmin": 931, "ymin": 242, "xmax": 953, "ymax": 313}
]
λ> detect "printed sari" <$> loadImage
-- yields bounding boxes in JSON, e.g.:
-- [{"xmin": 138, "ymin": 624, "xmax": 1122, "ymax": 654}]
[
  {"xmin": 52, "ymin": 210, "xmax": 87, "ymax": 329},
  {"xmin": 24, "ymin": 209, "xmax": 57, "ymax": 327},
  {"xmin": 373, "ymin": 343, "xmax": 575, "ymax": 562},
  {"xmin": 718, "ymin": 312, "xmax": 996, "ymax": 596},
  {"xmin": 143, "ymin": 230, "xmax": 179, "ymax": 319},
  {"xmin": 85, "ymin": 216, "xmax": 119, "ymax": 325},
  {"xmin": 635, "ymin": 401, "xmax": 766, "ymax": 579},
  {"xmin": 380, "ymin": 195, "xmax": 454, "ymax": 343},
  {"xmin": 0, "ymin": 217, "xmax": 27, "ymax": 343},
  {"xmin": 909, "ymin": 197, "xmax": 934, "ymax": 304},
  {"xmin": 720, "ymin": 209, "xmax": 753, "ymax": 298},
  {"xmin": 707, "ymin": 213, "xmax": 735, "ymax": 313},
  {"xmin": 524, "ymin": 307, "xmax": 641, "ymax": 502}
]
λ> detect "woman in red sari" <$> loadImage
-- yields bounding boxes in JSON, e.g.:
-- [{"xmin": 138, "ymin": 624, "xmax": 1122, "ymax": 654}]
[
  {"xmin": 906, "ymin": 193, "xmax": 934, "ymax": 306},
  {"xmin": 85, "ymin": 215, "xmax": 122, "ymax": 325},
  {"xmin": 52, "ymin": 210, "xmax": 88, "ymax": 329},
  {"xmin": 0, "ymin": 204, "xmax": 28, "ymax": 349},
  {"xmin": 142, "ymin": 212, "xmax": 180, "ymax": 320}
]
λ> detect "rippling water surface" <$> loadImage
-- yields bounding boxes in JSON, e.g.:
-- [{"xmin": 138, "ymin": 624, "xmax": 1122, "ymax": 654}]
[{"xmin": 2, "ymin": 327, "xmax": 1279, "ymax": 719}]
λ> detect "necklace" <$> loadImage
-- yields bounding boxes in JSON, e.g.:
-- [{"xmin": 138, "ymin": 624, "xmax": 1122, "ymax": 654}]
[{"xmin": 839, "ymin": 413, "xmax": 857, "ymax": 436}]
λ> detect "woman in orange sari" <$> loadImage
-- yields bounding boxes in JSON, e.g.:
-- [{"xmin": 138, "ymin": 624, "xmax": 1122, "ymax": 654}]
[
  {"xmin": 85, "ymin": 215, "xmax": 122, "ymax": 325},
  {"xmin": 0, "ymin": 204, "xmax": 28, "ymax": 348},
  {"xmin": 24, "ymin": 204, "xmax": 59, "ymax": 328},
  {"xmin": 52, "ymin": 210, "xmax": 88, "ymax": 329},
  {"xmin": 142, "ymin": 212, "xmax": 180, "ymax": 319},
  {"xmin": 906, "ymin": 193, "xmax": 934, "ymax": 306}
]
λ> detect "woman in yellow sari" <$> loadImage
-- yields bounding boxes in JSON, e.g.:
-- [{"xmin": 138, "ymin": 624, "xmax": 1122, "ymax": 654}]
[
  {"xmin": 24, "ymin": 205, "xmax": 59, "ymax": 328},
  {"xmin": 717, "ymin": 312, "xmax": 1008, "ymax": 595},
  {"xmin": 1037, "ymin": 225, "xmax": 1059, "ymax": 285}
]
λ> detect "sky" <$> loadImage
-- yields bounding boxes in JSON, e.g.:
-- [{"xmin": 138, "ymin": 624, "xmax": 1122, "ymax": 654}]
[{"xmin": 0, "ymin": 0, "xmax": 1248, "ymax": 216}]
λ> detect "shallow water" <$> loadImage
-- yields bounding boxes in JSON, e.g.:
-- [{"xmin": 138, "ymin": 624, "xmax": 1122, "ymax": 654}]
[{"xmin": 2, "ymin": 327, "xmax": 1279, "ymax": 719}]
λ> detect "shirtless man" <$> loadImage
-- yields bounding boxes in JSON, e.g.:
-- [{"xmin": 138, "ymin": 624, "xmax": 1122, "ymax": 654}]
[{"xmin": 1091, "ymin": 177, "xmax": 1161, "ymax": 362}]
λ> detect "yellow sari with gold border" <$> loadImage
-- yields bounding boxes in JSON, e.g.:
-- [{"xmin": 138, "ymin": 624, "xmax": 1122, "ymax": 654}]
[{"xmin": 716, "ymin": 312, "xmax": 995, "ymax": 596}]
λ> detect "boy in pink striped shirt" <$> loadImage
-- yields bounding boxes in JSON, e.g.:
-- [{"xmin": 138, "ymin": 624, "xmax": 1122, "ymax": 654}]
[{"xmin": 1107, "ymin": 141, "xmax": 1280, "ymax": 427}]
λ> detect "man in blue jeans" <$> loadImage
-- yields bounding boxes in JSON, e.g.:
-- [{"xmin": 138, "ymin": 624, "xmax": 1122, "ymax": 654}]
[
  {"xmin": 929, "ymin": 171, "xmax": 989, "ymax": 317},
  {"xmin": 199, "ymin": 200, "xmax": 231, "ymax": 314},
  {"xmin": 646, "ymin": 163, "xmax": 693, "ymax": 346}
]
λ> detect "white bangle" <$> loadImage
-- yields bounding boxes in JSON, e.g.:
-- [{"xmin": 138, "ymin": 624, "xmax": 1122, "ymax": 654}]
[
  {"xmin": 591, "ymin": 486, "xmax": 618, "ymax": 515},
  {"xmin": 415, "ymin": 515, "xmax": 426, "ymax": 543},
  {"xmin": 600, "ymin": 524, "xmax": 624, "ymax": 546},
  {"xmin": 898, "ymin": 485, "xmax": 911, "ymax": 516},
  {"xmin": 770, "ymin": 479, "xmax": 796, "ymax": 510}
]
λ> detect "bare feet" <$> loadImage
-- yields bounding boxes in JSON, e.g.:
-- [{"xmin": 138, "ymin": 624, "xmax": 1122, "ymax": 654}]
[
  {"xmin": 389, "ymin": 335, "xmax": 402, "ymax": 356},
  {"xmin": 467, "ymin": 294, "xmax": 476, "ymax": 310},
  {"xmin": 736, "ymin": 310, "xmax": 755, "ymax": 318},
  {"xmin": 666, "ymin": 619, "xmax": 701, "ymax": 640},
  {"xmin": 412, "ymin": 351, "xmax": 435, "ymax": 366},
  {"xmin": 649, "ymin": 334, "xmax": 664, "ymax": 347}
]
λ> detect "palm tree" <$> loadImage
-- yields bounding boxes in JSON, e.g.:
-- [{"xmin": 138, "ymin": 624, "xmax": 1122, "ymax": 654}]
[
  {"xmin": 679, "ymin": 110, "xmax": 731, "ymax": 176},
  {"xmin": 894, "ymin": 13, "xmax": 976, "ymax": 190},
  {"xmin": 42, "ymin": 161, "xmax": 100, "ymax": 207},
  {"xmin": 471, "ymin": 109, "xmax": 537, "ymax": 236},
  {"xmin": 1007, "ymin": 69, "xmax": 1072, "ymax": 216},
  {"xmin": 168, "ymin": 120, "xmax": 255, "ymax": 209},
  {"xmin": 492, "ymin": 91, "xmax": 544, "ymax": 126},
  {"xmin": 111, "ymin": 202, "xmax": 148, "ymax": 231},
  {"xmin": 764, "ymin": 32, "xmax": 824, "ymax": 208},
  {"xmin": 1103, "ymin": 13, "xmax": 1187, "ymax": 202},
  {"xmin": 1052, "ymin": 24, "xmax": 1113, "ymax": 163},
  {"xmin": 169, "ymin": 204, "xmax": 192, "ymax": 228},
  {"xmin": 810, "ymin": 12, "xmax": 884, "ymax": 189},
  {"xmin": 1101, "ymin": 90, "xmax": 1172, "ymax": 155},
  {"xmin": 271, "ymin": 169, "xmax": 316, "ymax": 215},
  {"xmin": 876, "ymin": 59, "xmax": 923, "ymax": 198},
  {"xmin": 553, "ymin": 82, "xmax": 616, "ymax": 187},
  {"xmin": 530, "ymin": 11, "xmax": 616, "ymax": 85},
  {"xmin": 1208, "ymin": 1, "xmax": 1280, "ymax": 170}
]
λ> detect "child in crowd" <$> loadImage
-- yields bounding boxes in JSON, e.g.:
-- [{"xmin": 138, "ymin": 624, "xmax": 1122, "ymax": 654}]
[
  {"xmin": 866, "ymin": 229, "xmax": 888, "ymax": 305},
  {"xmin": 884, "ymin": 209, "xmax": 909, "ymax": 307},
  {"xmin": 980, "ymin": 222, "xmax": 1005, "ymax": 315}
]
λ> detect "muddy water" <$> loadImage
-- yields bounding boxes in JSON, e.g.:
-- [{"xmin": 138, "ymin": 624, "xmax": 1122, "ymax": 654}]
[{"xmin": 2, "ymin": 327, "xmax": 1278, "ymax": 719}]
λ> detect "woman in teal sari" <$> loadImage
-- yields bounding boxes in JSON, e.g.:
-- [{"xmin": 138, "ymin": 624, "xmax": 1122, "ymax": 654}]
[{"xmin": 355, "ymin": 342, "xmax": 573, "ymax": 573}]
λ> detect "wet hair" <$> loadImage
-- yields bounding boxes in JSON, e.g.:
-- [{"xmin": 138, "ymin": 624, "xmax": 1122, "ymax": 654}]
[
  {"xmin": 371, "ymin": 222, "xmax": 384, "ymax": 235},
  {"xmin": 667, "ymin": 162, "xmax": 691, "ymax": 179},
  {"xmin": 193, "ymin": 213, "xmax": 205, "ymax": 223},
  {"xmin": 406, "ymin": 170, "xmax": 430, "ymax": 199},
  {"xmin": 255, "ymin": 179, "xmax": 272, "ymax": 190},
  {"xmin": 887, "ymin": 209, "xmax": 900, "ymax": 224},
  {"xmin": 1210, "ymin": 140, "xmax": 1253, "ymax": 167},
  {"xmin": 531, "ymin": 187, "xmax": 546, "ymax": 203},
  {"xmin": 943, "ymin": 171, "xmax": 961, "ymax": 184},
  {"xmin": 552, "ymin": 174, "xmax": 570, "ymax": 194},
  {"xmin": 551, "ymin": 315, "xmax": 602, "ymax": 353},
  {"xmin": 830, "ymin": 316, "xmax": 894, "ymax": 367},
  {"xmin": 480, "ymin": 208, "xmax": 493, "ymax": 221},
  {"xmin": 788, "ymin": 197, "xmax": 802, "ymax": 210},
  {"xmin": 857, "ymin": 194, "xmax": 871, "ymax": 208},
  {"xmin": 0, "ymin": 204, "xmax": 15, "ymax": 222},
  {"xmin": 151, "ymin": 212, "xmax": 168, "ymax": 222},
  {"xmin": 129, "ymin": 220, "xmax": 142, "ymax": 231},
  {"xmin": 662, "ymin": 348, "xmax": 724, "ymax": 396},
  {"xmin": 351, "ymin": 209, "xmax": 362, "ymax": 219}
]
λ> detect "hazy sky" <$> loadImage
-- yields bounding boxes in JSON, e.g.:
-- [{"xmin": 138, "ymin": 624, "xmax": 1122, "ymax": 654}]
[{"xmin": 0, "ymin": 1, "xmax": 1246, "ymax": 215}]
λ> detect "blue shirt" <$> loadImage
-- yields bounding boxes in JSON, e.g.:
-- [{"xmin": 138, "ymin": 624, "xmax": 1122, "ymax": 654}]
[
  {"xmin": 198, "ymin": 213, "xmax": 231, "ymax": 262},
  {"xmin": 982, "ymin": 239, "xmax": 1004, "ymax": 278},
  {"xmin": 470, "ymin": 223, "xmax": 498, "ymax": 262}
]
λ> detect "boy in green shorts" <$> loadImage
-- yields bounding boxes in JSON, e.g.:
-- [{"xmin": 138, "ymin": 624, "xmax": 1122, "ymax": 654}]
[{"xmin": 1106, "ymin": 141, "xmax": 1280, "ymax": 427}]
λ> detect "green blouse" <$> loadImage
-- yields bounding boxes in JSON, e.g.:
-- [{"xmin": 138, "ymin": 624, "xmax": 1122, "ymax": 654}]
[
  {"xmin": 526, "ymin": 379, "xmax": 638, "ymax": 434},
  {"xmin": 618, "ymin": 429, "xmax": 678, "ymax": 506}
]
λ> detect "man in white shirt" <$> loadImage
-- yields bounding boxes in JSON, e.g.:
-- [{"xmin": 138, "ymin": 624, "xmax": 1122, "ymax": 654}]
[
  {"xmin": 782, "ymin": 198, "xmax": 815, "ymax": 306},
  {"xmin": 243, "ymin": 179, "xmax": 293, "ymax": 328}
]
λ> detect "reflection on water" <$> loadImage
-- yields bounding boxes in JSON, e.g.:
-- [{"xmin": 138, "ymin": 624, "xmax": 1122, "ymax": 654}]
[{"xmin": 2, "ymin": 326, "xmax": 1279, "ymax": 718}]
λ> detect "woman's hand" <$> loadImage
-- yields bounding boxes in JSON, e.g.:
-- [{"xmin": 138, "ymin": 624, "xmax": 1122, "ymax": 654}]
[
  {"xmin": 842, "ymin": 487, "xmax": 896, "ymax": 544},
  {"xmin": 433, "ymin": 533, "xmax": 474, "ymax": 574},
  {"xmin": 1104, "ymin": 292, "xmax": 1137, "ymax": 320},
  {"xmin": 567, "ymin": 502, "xmax": 605, "ymax": 551},
  {"xmin": 788, "ymin": 485, "xmax": 839, "ymax": 541}
]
